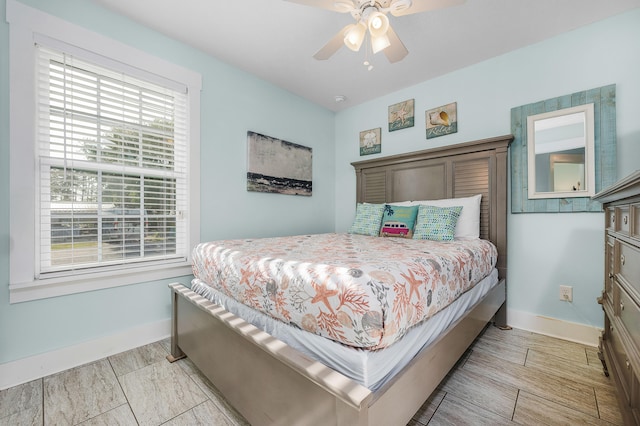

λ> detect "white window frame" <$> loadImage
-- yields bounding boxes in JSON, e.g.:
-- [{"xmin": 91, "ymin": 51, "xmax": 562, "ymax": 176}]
[{"xmin": 7, "ymin": 0, "xmax": 201, "ymax": 303}]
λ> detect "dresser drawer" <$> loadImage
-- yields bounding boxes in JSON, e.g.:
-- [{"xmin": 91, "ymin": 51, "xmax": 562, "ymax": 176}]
[
  {"xmin": 617, "ymin": 282, "xmax": 640, "ymax": 354},
  {"xmin": 619, "ymin": 241, "xmax": 640, "ymax": 295},
  {"xmin": 617, "ymin": 205, "xmax": 631, "ymax": 235},
  {"xmin": 608, "ymin": 318, "xmax": 634, "ymax": 404}
]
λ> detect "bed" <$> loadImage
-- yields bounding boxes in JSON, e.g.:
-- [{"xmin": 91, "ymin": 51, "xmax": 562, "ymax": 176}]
[{"xmin": 167, "ymin": 134, "xmax": 513, "ymax": 425}]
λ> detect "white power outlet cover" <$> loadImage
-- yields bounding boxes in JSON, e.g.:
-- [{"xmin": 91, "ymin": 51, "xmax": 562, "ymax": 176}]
[{"xmin": 560, "ymin": 285, "xmax": 573, "ymax": 302}]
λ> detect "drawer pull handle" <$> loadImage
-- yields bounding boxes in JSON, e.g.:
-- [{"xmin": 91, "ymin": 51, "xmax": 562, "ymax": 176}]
[
  {"xmin": 612, "ymin": 216, "xmax": 616, "ymax": 223},
  {"xmin": 620, "ymin": 302, "xmax": 624, "ymax": 311},
  {"xmin": 623, "ymin": 215, "xmax": 628, "ymax": 225},
  {"xmin": 610, "ymin": 325, "xmax": 614, "ymax": 333},
  {"xmin": 621, "ymin": 254, "xmax": 626, "ymax": 265},
  {"xmin": 608, "ymin": 273, "xmax": 614, "ymax": 279},
  {"xmin": 626, "ymin": 360, "xmax": 631, "ymax": 370}
]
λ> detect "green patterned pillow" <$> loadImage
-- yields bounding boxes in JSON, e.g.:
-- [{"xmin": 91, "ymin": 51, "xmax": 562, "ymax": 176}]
[
  {"xmin": 413, "ymin": 205, "xmax": 463, "ymax": 241},
  {"xmin": 348, "ymin": 203, "xmax": 385, "ymax": 236}
]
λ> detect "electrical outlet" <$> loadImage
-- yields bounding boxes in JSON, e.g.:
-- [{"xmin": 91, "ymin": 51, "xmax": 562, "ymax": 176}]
[{"xmin": 560, "ymin": 285, "xmax": 573, "ymax": 302}]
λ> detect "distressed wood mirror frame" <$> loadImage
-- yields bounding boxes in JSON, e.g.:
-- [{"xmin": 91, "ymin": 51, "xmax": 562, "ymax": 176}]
[{"xmin": 511, "ymin": 84, "xmax": 617, "ymax": 213}]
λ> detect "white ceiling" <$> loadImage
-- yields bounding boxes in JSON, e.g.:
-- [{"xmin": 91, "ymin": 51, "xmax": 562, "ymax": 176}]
[{"xmin": 91, "ymin": 0, "xmax": 640, "ymax": 112}]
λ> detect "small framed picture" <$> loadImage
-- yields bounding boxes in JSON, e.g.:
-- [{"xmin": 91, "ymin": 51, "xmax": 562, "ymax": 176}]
[
  {"xmin": 388, "ymin": 99, "xmax": 415, "ymax": 132},
  {"xmin": 359, "ymin": 128, "xmax": 381, "ymax": 156},
  {"xmin": 426, "ymin": 102, "xmax": 458, "ymax": 139}
]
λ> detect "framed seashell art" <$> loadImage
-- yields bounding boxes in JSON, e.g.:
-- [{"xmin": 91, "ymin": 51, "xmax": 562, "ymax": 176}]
[{"xmin": 426, "ymin": 102, "xmax": 457, "ymax": 139}]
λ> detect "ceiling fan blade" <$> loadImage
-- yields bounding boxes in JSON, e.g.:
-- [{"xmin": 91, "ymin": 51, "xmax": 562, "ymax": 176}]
[
  {"xmin": 283, "ymin": 0, "xmax": 355, "ymax": 13},
  {"xmin": 313, "ymin": 25, "xmax": 352, "ymax": 60},
  {"xmin": 383, "ymin": 26, "xmax": 408, "ymax": 63},
  {"xmin": 390, "ymin": 0, "xmax": 465, "ymax": 16}
]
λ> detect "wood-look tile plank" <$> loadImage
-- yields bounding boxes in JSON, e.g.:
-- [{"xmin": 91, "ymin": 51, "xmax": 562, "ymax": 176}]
[
  {"xmin": 108, "ymin": 342, "xmax": 168, "ymax": 377},
  {"xmin": 163, "ymin": 400, "xmax": 234, "ymax": 426},
  {"xmin": 514, "ymin": 390, "xmax": 613, "ymax": 425},
  {"xmin": 586, "ymin": 347, "xmax": 604, "ymax": 368},
  {"xmin": 0, "ymin": 378, "xmax": 42, "ymax": 424},
  {"xmin": 118, "ymin": 360, "xmax": 207, "ymax": 426},
  {"xmin": 525, "ymin": 349, "xmax": 613, "ymax": 389},
  {"xmin": 78, "ymin": 404, "xmax": 137, "ymax": 426},
  {"xmin": 44, "ymin": 359, "xmax": 126, "ymax": 425},
  {"xmin": 470, "ymin": 333, "xmax": 528, "ymax": 365},
  {"xmin": 594, "ymin": 385, "xmax": 625, "ymax": 425},
  {"xmin": 481, "ymin": 325, "xmax": 536, "ymax": 343},
  {"xmin": 481, "ymin": 326, "xmax": 589, "ymax": 365},
  {"xmin": 440, "ymin": 366, "xmax": 518, "ymax": 419},
  {"xmin": 525, "ymin": 337, "xmax": 590, "ymax": 365},
  {"xmin": 464, "ymin": 350, "xmax": 599, "ymax": 417},
  {"xmin": 427, "ymin": 393, "xmax": 514, "ymax": 426},
  {"xmin": 411, "ymin": 388, "xmax": 446, "ymax": 425}
]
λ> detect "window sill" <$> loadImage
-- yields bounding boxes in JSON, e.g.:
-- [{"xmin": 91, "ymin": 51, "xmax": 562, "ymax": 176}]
[{"xmin": 9, "ymin": 260, "xmax": 194, "ymax": 303}]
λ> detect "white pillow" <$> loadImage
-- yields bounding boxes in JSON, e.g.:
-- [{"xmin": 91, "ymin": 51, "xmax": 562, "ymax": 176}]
[{"xmin": 410, "ymin": 194, "xmax": 482, "ymax": 238}]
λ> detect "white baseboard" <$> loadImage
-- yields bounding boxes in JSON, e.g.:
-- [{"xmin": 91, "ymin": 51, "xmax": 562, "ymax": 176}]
[
  {"xmin": 0, "ymin": 318, "xmax": 171, "ymax": 391},
  {"xmin": 507, "ymin": 308, "xmax": 601, "ymax": 347}
]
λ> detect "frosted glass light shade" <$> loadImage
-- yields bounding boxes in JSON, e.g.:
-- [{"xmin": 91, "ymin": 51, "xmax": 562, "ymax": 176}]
[
  {"xmin": 344, "ymin": 22, "xmax": 366, "ymax": 51},
  {"xmin": 368, "ymin": 12, "xmax": 389, "ymax": 38},
  {"xmin": 371, "ymin": 33, "xmax": 390, "ymax": 53}
]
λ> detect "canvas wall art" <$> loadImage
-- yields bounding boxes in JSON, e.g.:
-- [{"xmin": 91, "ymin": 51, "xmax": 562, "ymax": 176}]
[
  {"xmin": 388, "ymin": 99, "xmax": 415, "ymax": 132},
  {"xmin": 426, "ymin": 102, "xmax": 458, "ymax": 139},
  {"xmin": 246, "ymin": 131, "xmax": 312, "ymax": 196},
  {"xmin": 359, "ymin": 128, "xmax": 382, "ymax": 156}
]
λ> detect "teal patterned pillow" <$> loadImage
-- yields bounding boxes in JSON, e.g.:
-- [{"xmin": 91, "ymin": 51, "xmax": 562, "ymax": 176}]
[
  {"xmin": 348, "ymin": 203, "xmax": 385, "ymax": 236},
  {"xmin": 413, "ymin": 205, "xmax": 463, "ymax": 241}
]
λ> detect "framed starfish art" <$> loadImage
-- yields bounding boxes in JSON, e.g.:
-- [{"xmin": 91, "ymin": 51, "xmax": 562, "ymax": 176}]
[{"xmin": 388, "ymin": 99, "xmax": 415, "ymax": 132}]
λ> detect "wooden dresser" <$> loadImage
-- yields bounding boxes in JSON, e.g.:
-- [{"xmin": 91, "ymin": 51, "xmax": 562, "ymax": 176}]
[{"xmin": 593, "ymin": 170, "xmax": 640, "ymax": 425}]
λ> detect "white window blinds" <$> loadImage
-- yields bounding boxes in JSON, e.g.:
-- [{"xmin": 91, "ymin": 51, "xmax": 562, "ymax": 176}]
[{"xmin": 36, "ymin": 44, "xmax": 189, "ymax": 277}]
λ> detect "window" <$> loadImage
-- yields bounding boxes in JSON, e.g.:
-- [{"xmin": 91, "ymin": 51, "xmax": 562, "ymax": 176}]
[
  {"xmin": 38, "ymin": 46, "xmax": 187, "ymax": 275},
  {"xmin": 8, "ymin": 0, "xmax": 201, "ymax": 302}
]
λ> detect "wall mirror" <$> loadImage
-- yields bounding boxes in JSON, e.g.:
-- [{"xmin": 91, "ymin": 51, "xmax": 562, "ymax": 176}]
[
  {"xmin": 511, "ymin": 84, "xmax": 617, "ymax": 213},
  {"xmin": 527, "ymin": 104, "xmax": 595, "ymax": 199}
]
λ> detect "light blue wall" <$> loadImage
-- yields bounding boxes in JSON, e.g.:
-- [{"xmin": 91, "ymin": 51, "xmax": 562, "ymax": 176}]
[
  {"xmin": 335, "ymin": 9, "xmax": 640, "ymax": 329},
  {"xmin": 0, "ymin": 0, "xmax": 335, "ymax": 364}
]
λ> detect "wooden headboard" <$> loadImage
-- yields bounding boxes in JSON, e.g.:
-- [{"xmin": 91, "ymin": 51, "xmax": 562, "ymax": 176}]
[{"xmin": 351, "ymin": 135, "xmax": 513, "ymax": 280}]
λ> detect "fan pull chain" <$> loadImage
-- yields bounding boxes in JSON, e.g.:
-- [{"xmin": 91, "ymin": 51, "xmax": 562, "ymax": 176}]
[{"xmin": 363, "ymin": 33, "xmax": 374, "ymax": 71}]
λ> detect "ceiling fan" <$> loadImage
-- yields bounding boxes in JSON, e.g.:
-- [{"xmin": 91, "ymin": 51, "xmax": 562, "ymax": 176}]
[{"xmin": 285, "ymin": 0, "xmax": 465, "ymax": 63}]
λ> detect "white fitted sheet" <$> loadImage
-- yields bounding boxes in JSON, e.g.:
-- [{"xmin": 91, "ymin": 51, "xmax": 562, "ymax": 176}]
[{"xmin": 190, "ymin": 268, "xmax": 499, "ymax": 392}]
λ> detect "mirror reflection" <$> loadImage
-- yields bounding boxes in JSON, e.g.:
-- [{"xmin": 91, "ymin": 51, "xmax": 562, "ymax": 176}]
[{"xmin": 527, "ymin": 104, "xmax": 595, "ymax": 199}]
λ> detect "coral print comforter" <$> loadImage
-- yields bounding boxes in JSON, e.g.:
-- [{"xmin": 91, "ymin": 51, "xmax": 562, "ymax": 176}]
[{"xmin": 191, "ymin": 233, "xmax": 497, "ymax": 349}]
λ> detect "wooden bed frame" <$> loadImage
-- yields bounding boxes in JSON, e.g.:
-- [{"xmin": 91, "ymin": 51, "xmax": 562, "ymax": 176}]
[{"xmin": 168, "ymin": 134, "xmax": 513, "ymax": 425}]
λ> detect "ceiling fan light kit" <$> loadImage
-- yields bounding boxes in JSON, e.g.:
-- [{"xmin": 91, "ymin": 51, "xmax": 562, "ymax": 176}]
[{"xmin": 286, "ymin": 0, "xmax": 465, "ymax": 63}]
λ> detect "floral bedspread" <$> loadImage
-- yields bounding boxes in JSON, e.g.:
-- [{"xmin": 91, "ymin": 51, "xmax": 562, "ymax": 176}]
[{"xmin": 191, "ymin": 233, "xmax": 497, "ymax": 349}]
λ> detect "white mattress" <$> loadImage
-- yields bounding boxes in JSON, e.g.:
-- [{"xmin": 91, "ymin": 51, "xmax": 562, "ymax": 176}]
[{"xmin": 190, "ymin": 267, "xmax": 499, "ymax": 392}]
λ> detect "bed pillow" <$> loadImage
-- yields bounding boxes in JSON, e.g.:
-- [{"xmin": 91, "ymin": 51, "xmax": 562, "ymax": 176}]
[
  {"xmin": 413, "ymin": 205, "xmax": 463, "ymax": 241},
  {"xmin": 411, "ymin": 194, "xmax": 482, "ymax": 238},
  {"xmin": 379, "ymin": 204, "xmax": 419, "ymax": 238},
  {"xmin": 348, "ymin": 203, "xmax": 385, "ymax": 236}
]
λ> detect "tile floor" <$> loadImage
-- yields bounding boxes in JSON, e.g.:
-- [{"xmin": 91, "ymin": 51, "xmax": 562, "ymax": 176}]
[{"xmin": 0, "ymin": 326, "xmax": 623, "ymax": 425}]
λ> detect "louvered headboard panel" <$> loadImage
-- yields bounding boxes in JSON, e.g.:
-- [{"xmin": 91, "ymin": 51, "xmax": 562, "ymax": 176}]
[{"xmin": 352, "ymin": 135, "xmax": 513, "ymax": 280}]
